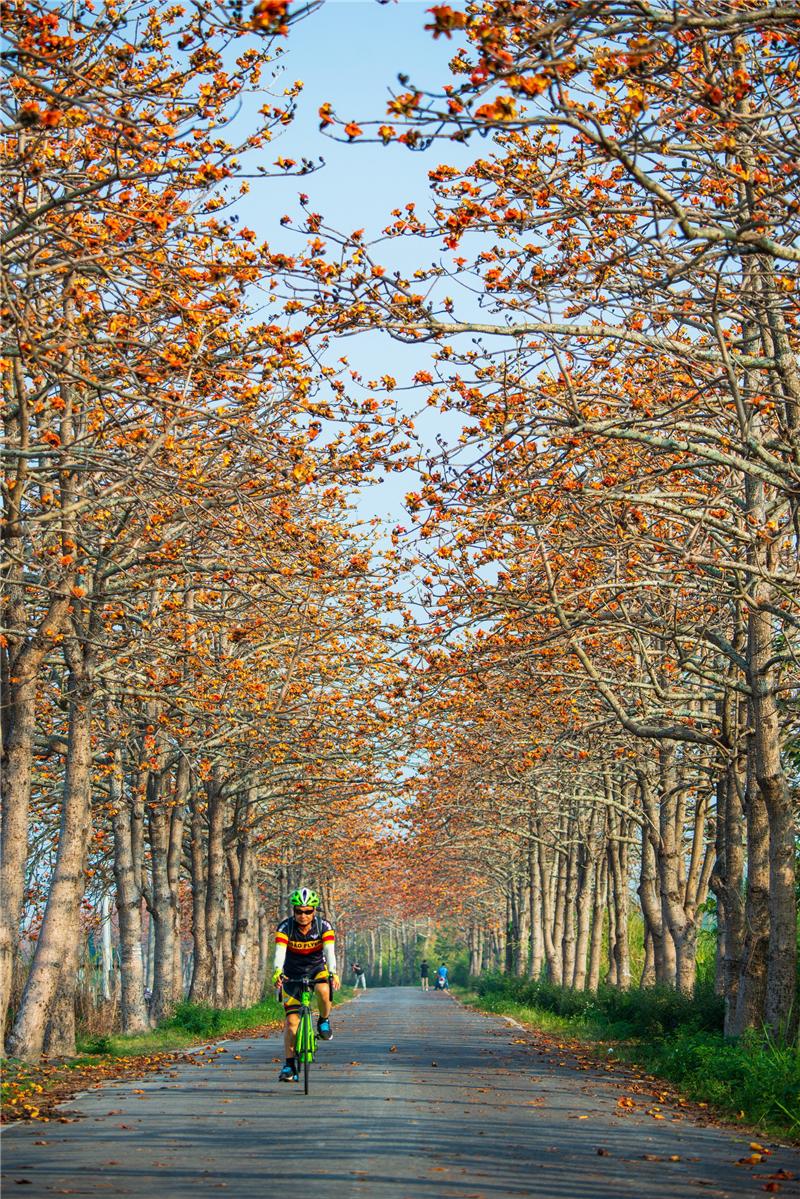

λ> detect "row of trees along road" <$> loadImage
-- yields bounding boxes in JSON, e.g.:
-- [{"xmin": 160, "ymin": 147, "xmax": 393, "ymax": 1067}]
[
  {"xmin": 290, "ymin": 0, "xmax": 800, "ymax": 1039},
  {"xmin": 3, "ymin": 0, "xmax": 799, "ymax": 1061},
  {"xmin": 1, "ymin": 0, "xmax": 411, "ymax": 1062}
]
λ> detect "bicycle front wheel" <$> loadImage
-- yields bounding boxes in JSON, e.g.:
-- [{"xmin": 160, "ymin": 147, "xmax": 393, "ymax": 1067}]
[{"xmin": 296, "ymin": 1009, "xmax": 314, "ymax": 1094}]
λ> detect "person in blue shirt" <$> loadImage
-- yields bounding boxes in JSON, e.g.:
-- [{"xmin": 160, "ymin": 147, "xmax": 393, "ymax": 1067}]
[{"xmin": 436, "ymin": 962, "xmax": 449, "ymax": 990}]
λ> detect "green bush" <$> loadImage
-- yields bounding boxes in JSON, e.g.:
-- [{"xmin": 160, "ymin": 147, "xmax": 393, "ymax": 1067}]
[
  {"xmin": 82, "ymin": 1034, "xmax": 113, "ymax": 1054},
  {"xmin": 164, "ymin": 1002, "xmax": 225, "ymax": 1037},
  {"xmin": 474, "ymin": 975, "xmax": 724, "ymax": 1038},
  {"xmin": 629, "ymin": 1029, "xmax": 800, "ymax": 1133}
]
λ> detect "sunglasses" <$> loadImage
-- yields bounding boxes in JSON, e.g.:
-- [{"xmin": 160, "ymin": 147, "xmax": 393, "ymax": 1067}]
[{"xmin": 294, "ymin": 908, "xmax": 315, "ymax": 915}]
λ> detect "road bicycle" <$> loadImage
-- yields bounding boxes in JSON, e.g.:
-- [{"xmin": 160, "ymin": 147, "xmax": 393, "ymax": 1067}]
[{"xmin": 280, "ymin": 974, "xmax": 318, "ymax": 1094}]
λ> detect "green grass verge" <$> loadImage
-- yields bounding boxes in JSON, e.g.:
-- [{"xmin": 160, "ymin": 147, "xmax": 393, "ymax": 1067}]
[
  {"xmin": 76, "ymin": 994, "xmax": 285, "ymax": 1056},
  {"xmin": 77, "ymin": 985, "xmax": 355, "ymax": 1057},
  {"xmin": 461, "ymin": 977, "xmax": 800, "ymax": 1139}
]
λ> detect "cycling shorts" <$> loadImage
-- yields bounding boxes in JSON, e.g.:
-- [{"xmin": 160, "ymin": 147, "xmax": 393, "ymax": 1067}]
[{"xmin": 281, "ymin": 969, "xmax": 330, "ymax": 1009}]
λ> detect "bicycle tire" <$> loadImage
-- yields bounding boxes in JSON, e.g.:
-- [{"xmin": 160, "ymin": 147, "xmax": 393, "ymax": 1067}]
[{"xmin": 296, "ymin": 1006, "xmax": 313, "ymax": 1095}]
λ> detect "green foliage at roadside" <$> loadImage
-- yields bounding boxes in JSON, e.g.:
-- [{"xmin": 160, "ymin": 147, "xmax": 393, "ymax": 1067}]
[
  {"xmin": 430, "ymin": 929, "xmax": 470, "ymax": 986},
  {"xmin": 465, "ymin": 976, "xmax": 799, "ymax": 1137},
  {"xmin": 628, "ymin": 1028, "xmax": 800, "ymax": 1136},
  {"xmin": 475, "ymin": 975, "xmax": 724, "ymax": 1037},
  {"xmin": 77, "ymin": 987, "xmax": 353, "ymax": 1058},
  {"xmin": 161, "ymin": 995, "xmax": 284, "ymax": 1039}
]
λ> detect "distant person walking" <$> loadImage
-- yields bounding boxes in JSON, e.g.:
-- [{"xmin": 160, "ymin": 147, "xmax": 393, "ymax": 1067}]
[
  {"xmin": 351, "ymin": 961, "xmax": 367, "ymax": 989},
  {"xmin": 420, "ymin": 959, "xmax": 429, "ymax": 991}
]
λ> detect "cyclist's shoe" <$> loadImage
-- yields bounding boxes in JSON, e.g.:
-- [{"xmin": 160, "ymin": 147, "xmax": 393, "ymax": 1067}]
[
  {"xmin": 278, "ymin": 1060, "xmax": 298, "ymax": 1081},
  {"xmin": 317, "ymin": 1017, "xmax": 333, "ymax": 1041}
]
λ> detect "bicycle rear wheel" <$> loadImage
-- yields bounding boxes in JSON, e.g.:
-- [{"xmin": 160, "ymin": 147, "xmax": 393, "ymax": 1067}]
[{"xmin": 303, "ymin": 1051, "xmax": 309, "ymax": 1094}]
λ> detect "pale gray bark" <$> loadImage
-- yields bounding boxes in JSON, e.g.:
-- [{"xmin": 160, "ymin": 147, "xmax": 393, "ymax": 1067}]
[
  {"xmin": 748, "ymin": 600, "xmax": 796, "ymax": 1036},
  {"xmin": 188, "ymin": 787, "xmax": 210, "ymax": 1002},
  {"xmin": 111, "ymin": 747, "xmax": 149, "ymax": 1033},
  {"xmin": 7, "ymin": 654, "xmax": 94, "ymax": 1061},
  {"xmin": 572, "ymin": 834, "xmax": 595, "ymax": 991},
  {"xmin": 548, "ymin": 840, "xmax": 567, "ymax": 986},
  {"xmin": 528, "ymin": 840, "xmax": 544, "ymax": 980},
  {"xmin": 42, "ymin": 931, "xmax": 81, "ymax": 1059},
  {"xmin": 607, "ymin": 809, "xmax": 630, "ymax": 990},
  {"xmin": 587, "ymin": 857, "xmax": 606, "ymax": 992},
  {"xmin": 561, "ymin": 831, "xmax": 578, "ymax": 988}
]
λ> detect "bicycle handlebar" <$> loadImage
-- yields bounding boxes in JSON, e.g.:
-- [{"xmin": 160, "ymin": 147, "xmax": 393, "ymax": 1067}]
[{"xmin": 276, "ymin": 972, "xmax": 338, "ymax": 991}]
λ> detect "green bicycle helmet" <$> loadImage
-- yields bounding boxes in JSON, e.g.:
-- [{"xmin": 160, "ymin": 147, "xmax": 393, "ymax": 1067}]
[{"xmin": 290, "ymin": 886, "xmax": 320, "ymax": 909}]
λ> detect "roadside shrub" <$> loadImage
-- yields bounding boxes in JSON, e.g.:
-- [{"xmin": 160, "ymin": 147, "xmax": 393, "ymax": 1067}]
[
  {"xmin": 159, "ymin": 995, "xmax": 290, "ymax": 1039},
  {"xmin": 473, "ymin": 975, "xmax": 723, "ymax": 1038},
  {"xmin": 629, "ymin": 1029, "xmax": 800, "ymax": 1132},
  {"xmin": 82, "ymin": 1034, "xmax": 113, "ymax": 1054},
  {"xmin": 598, "ymin": 982, "xmax": 723, "ymax": 1037},
  {"xmin": 164, "ymin": 1002, "xmax": 224, "ymax": 1037}
]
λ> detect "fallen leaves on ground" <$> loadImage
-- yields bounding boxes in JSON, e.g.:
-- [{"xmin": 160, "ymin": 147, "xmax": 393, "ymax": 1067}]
[
  {"xmin": 1, "ymin": 1019, "xmax": 281, "ymax": 1123},
  {"xmin": 478, "ymin": 1011, "xmax": 792, "ymax": 1143}
]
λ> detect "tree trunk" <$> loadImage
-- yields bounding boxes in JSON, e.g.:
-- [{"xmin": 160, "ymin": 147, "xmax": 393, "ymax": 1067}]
[
  {"xmin": 205, "ymin": 772, "xmax": 228, "ymax": 1003},
  {"xmin": 7, "ymin": 663, "xmax": 93, "ymax": 1061},
  {"xmin": 607, "ymin": 815, "xmax": 631, "ymax": 990},
  {"xmin": 562, "ymin": 833, "xmax": 578, "ymax": 987},
  {"xmin": 538, "ymin": 839, "xmax": 557, "ymax": 983},
  {"xmin": 731, "ymin": 748, "xmax": 771, "ymax": 1035},
  {"xmin": 0, "ymin": 676, "xmax": 38, "ymax": 1045},
  {"xmin": 147, "ymin": 768, "xmax": 176, "ymax": 1025},
  {"xmin": 217, "ymin": 893, "xmax": 233, "ymax": 1005},
  {"xmin": 572, "ymin": 839, "xmax": 595, "ymax": 991},
  {"xmin": 515, "ymin": 869, "xmax": 530, "ymax": 976},
  {"xmin": 100, "ymin": 892, "xmax": 113, "ymax": 1002},
  {"xmin": 0, "ymin": 592, "xmax": 71, "ymax": 1042},
  {"xmin": 42, "ymin": 933, "xmax": 81, "ymax": 1059},
  {"xmin": 710, "ymin": 758, "xmax": 745, "ymax": 1030},
  {"xmin": 748, "ymin": 601, "xmax": 797, "ymax": 1038},
  {"xmin": 657, "ymin": 746, "xmax": 696, "ymax": 995},
  {"xmin": 229, "ymin": 813, "xmax": 255, "ymax": 1007},
  {"xmin": 168, "ymin": 763, "xmax": 188, "ymax": 1002},
  {"xmin": 549, "ymin": 849, "xmax": 567, "ymax": 987},
  {"xmin": 606, "ymin": 877, "xmax": 618, "ymax": 988},
  {"xmin": 258, "ymin": 905, "xmax": 270, "ymax": 999},
  {"xmin": 188, "ymin": 787, "xmax": 210, "ymax": 1003},
  {"xmin": 637, "ymin": 770, "xmax": 673, "ymax": 986},
  {"xmin": 587, "ymin": 857, "xmax": 606, "ymax": 991},
  {"xmin": 641, "ymin": 930, "xmax": 656, "ymax": 989},
  {"xmin": 528, "ymin": 840, "xmax": 544, "ymax": 980},
  {"xmin": 111, "ymin": 751, "xmax": 149, "ymax": 1034}
]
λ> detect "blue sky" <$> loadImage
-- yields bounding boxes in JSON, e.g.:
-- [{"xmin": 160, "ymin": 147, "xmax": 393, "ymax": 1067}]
[
  {"xmin": 235, "ymin": 0, "xmax": 473, "ymax": 528},
  {"xmin": 252, "ymin": 0, "xmax": 466, "ymax": 233}
]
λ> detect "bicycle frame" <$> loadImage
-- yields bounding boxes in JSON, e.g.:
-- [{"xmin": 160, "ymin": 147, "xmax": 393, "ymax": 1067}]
[{"xmin": 291, "ymin": 976, "xmax": 317, "ymax": 1095}]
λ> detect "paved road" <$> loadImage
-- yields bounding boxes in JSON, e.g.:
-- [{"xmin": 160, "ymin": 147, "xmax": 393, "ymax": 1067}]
[{"xmin": 3, "ymin": 988, "xmax": 799, "ymax": 1198}]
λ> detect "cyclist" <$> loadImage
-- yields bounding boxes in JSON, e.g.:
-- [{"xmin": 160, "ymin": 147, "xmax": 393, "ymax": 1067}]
[
  {"xmin": 436, "ymin": 962, "xmax": 449, "ymax": 990},
  {"xmin": 272, "ymin": 887, "xmax": 339, "ymax": 1082}
]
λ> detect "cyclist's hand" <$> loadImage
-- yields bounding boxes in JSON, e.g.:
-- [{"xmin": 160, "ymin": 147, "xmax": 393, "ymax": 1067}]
[
  {"xmin": 272, "ymin": 968, "xmax": 284, "ymax": 989},
  {"xmin": 331, "ymin": 973, "xmax": 340, "ymax": 992}
]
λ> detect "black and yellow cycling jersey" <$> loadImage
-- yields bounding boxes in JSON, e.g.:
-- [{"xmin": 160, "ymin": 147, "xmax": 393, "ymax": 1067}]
[{"xmin": 275, "ymin": 915, "xmax": 335, "ymax": 980}]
